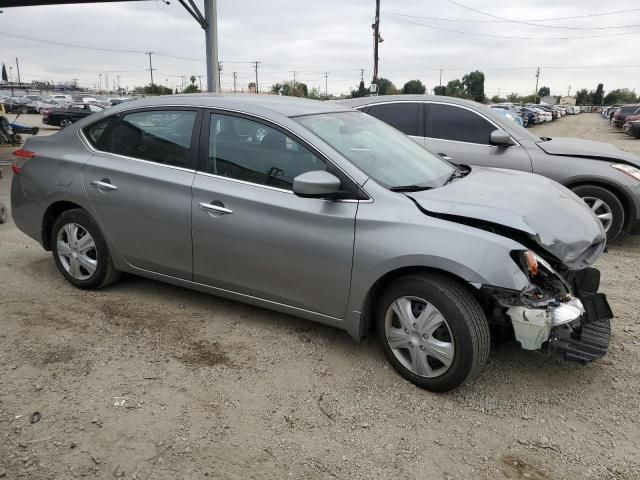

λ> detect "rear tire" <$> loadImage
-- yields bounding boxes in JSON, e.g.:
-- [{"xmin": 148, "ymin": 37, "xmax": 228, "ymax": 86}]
[
  {"xmin": 376, "ymin": 273, "xmax": 490, "ymax": 392},
  {"xmin": 571, "ymin": 185, "xmax": 624, "ymax": 242},
  {"xmin": 59, "ymin": 118, "xmax": 73, "ymax": 128},
  {"xmin": 51, "ymin": 209, "xmax": 120, "ymax": 289}
]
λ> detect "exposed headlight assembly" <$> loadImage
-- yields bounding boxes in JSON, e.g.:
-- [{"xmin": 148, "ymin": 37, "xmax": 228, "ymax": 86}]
[
  {"xmin": 611, "ymin": 163, "xmax": 640, "ymax": 181},
  {"xmin": 511, "ymin": 250, "xmax": 571, "ymax": 306}
]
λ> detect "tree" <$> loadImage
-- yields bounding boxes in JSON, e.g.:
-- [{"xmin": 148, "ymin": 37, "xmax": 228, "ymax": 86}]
[
  {"xmin": 537, "ymin": 86, "xmax": 550, "ymax": 97},
  {"xmin": 603, "ymin": 88, "xmax": 637, "ymax": 105},
  {"xmin": 402, "ymin": 79, "xmax": 426, "ymax": 94},
  {"xmin": 142, "ymin": 84, "xmax": 173, "ymax": 95},
  {"xmin": 270, "ymin": 80, "xmax": 308, "ymax": 97},
  {"xmin": 350, "ymin": 80, "xmax": 368, "ymax": 98},
  {"xmin": 575, "ymin": 89, "xmax": 592, "ymax": 105},
  {"xmin": 433, "ymin": 85, "xmax": 446, "ymax": 95},
  {"xmin": 248, "ymin": 81, "xmax": 256, "ymax": 93},
  {"xmin": 593, "ymin": 83, "xmax": 605, "ymax": 105},
  {"xmin": 183, "ymin": 84, "xmax": 199, "ymax": 93},
  {"xmin": 190, "ymin": 75, "xmax": 196, "ymax": 86},
  {"xmin": 491, "ymin": 95, "xmax": 507, "ymax": 103},
  {"xmin": 445, "ymin": 79, "xmax": 466, "ymax": 98},
  {"xmin": 461, "ymin": 70, "xmax": 485, "ymax": 102},
  {"xmin": 376, "ymin": 77, "xmax": 397, "ymax": 95}
]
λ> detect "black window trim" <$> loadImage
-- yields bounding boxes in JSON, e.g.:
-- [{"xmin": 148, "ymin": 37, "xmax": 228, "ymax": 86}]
[
  {"xmin": 424, "ymin": 101, "xmax": 520, "ymax": 147},
  {"xmin": 80, "ymin": 106, "xmax": 203, "ymax": 171},
  {"xmin": 360, "ymin": 101, "xmax": 424, "ymax": 138},
  {"xmin": 197, "ymin": 107, "xmax": 368, "ymax": 201}
]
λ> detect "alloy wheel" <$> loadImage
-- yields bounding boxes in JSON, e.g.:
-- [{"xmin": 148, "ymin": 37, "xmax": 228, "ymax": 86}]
[
  {"xmin": 384, "ymin": 296, "xmax": 455, "ymax": 378},
  {"xmin": 56, "ymin": 223, "xmax": 98, "ymax": 280},
  {"xmin": 60, "ymin": 119, "xmax": 72, "ymax": 128},
  {"xmin": 582, "ymin": 196, "xmax": 614, "ymax": 232}
]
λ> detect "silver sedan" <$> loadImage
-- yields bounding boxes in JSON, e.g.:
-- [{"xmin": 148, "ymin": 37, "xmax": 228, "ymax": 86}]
[{"xmin": 10, "ymin": 94, "xmax": 612, "ymax": 391}]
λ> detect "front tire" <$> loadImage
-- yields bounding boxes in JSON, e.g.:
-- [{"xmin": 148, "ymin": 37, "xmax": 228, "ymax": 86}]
[
  {"xmin": 51, "ymin": 209, "xmax": 120, "ymax": 289},
  {"xmin": 572, "ymin": 185, "xmax": 624, "ymax": 242},
  {"xmin": 59, "ymin": 118, "xmax": 73, "ymax": 128},
  {"xmin": 376, "ymin": 273, "xmax": 490, "ymax": 392},
  {"xmin": 0, "ymin": 203, "xmax": 7, "ymax": 224}
]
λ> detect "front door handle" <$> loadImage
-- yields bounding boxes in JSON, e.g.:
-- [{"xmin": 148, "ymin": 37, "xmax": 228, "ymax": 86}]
[
  {"xmin": 199, "ymin": 201, "xmax": 233, "ymax": 216},
  {"xmin": 90, "ymin": 179, "xmax": 118, "ymax": 191}
]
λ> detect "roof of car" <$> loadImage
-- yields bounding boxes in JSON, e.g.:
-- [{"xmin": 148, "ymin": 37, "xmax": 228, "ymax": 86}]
[
  {"xmin": 107, "ymin": 93, "xmax": 352, "ymax": 118},
  {"xmin": 336, "ymin": 94, "xmax": 484, "ymax": 109}
]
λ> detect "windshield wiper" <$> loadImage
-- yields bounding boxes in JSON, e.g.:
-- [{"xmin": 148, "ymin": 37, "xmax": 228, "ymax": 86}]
[
  {"xmin": 390, "ymin": 185, "xmax": 433, "ymax": 192},
  {"xmin": 443, "ymin": 167, "xmax": 466, "ymax": 186}
]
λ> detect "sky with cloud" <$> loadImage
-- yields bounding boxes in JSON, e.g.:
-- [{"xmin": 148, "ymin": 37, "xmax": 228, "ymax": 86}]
[{"xmin": 1, "ymin": 0, "xmax": 639, "ymax": 97}]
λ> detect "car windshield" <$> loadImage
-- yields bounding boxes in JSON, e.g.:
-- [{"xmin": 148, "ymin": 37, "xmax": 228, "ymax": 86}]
[{"xmin": 296, "ymin": 111, "xmax": 455, "ymax": 189}]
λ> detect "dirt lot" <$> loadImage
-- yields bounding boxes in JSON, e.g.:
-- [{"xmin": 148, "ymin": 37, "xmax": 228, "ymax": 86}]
[{"xmin": 1, "ymin": 113, "xmax": 640, "ymax": 480}]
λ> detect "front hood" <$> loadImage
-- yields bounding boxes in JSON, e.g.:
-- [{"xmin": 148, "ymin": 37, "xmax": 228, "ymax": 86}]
[
  {"xmin": 408, "ymin": 167, "xmax": 606, "ymax": 269},
  {"xmin": 536, "ymin": 137, "xmax": 640, "ymax": 166}
]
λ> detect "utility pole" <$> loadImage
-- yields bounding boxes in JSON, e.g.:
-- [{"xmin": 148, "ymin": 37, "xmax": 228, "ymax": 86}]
[
  {"xmin": 360, "ymin": 69, "xmax": 364, "ymax": 82},
  {"xmin": 439, "ymin": 69, "xmax": 443, "ymax": 87},
  {"xmin": 9, "ymin": 66, "xmax": 12, "ymax": 83},
  {"xmin": 292, "ymin": 71, "xmax": 296, "ymax": 96},
  {"xmin": 204, "ymin": 0, "xmax": 220, "ymax": 92},
  {"xmin": 534, "ymin": 66, "xmax": 540, "ymax": 103},
  {"xmin": 233, "ymin": 72, "xmax": 237, "ymax": 93},
  {"xmin": 218, "ymin": 61, "xmax": 223, "ymax": 90},
  {"xmin": 98, "ymin": 73, "xmax": 102, "ymax": 91},
  {"xmin": 198, "ymin": 75, "xmax": 203, "ymax": 91},
  {"xmin": 146, "ymin": 51, "xmax": 155, "ymax": 87},
  {"xmin": 15, "ymin": 57, "xmax": 21, "ymax": 86},
  {"xmin": 253, "ymin": 61, "xmax": 260, "ymax": 93},
  {"xmin": 117, "ymin": 75, "xmax": 121, "ymax": 91},
  {"xmin": 568, "ymin": 85, "xmax": 571, "ymax": 97},
  {"xmin": 324, "ymin": 72, "xmax": 329, "ymax": 98},
  {"xmin": 372, "ymin": 0, "xmax": 381, "ymax": 87},
  {"xmin": 181, "ymin": 76, "xmax": 186, "ymax": 92}
]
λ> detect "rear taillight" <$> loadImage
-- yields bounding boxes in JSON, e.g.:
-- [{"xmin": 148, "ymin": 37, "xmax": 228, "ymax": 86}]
[{"xmin": 12, "ymin": 149, "xmax": 35, "ymax": 174}]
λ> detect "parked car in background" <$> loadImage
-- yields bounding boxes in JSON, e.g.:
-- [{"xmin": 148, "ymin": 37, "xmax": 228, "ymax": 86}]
[
  {"xmin": 629, "ymin": 121, "xmax": 640, "ymax": 139},
  {"xmin": 519, "ymin": 107, "xmax": 539, "ymax": 125},
  {"xmin": 10, "ymin": 94, "xmax": 612, "ymax": 392},
  {"xmin": 107, "ymin": 97, "xmax": 131, "ymax": 105},
  {"xmin": 490, "ymin": 106, "xmax": 524, "ymax": 126},
  {"xmin": 42, "ymin": 103, "xmax": 104, "ymax": 128},
  {"xmin": 48, "ymin": 94, "xmax": 74, "ymax": 107},
  {"xmin": 623, "ymin": 114, "xmax": 640, "ymax": 136},
  {"xmin": 340, "ymin": 95, "xmax": 640, "ymax": 241},
  {"xmin": 529, "ymin": 106, "xmax": 552, "ymax": 122},
  {"xmin": 23, "ymin": 95, "xmax": 59, "ymax": 114},
  {"xmin": 0, "ymin": 97, "xmax": 30, "ymax": 113},
  {"xmin": 613, "ymin": 105, "xmax": 640, "ymax": 128}
]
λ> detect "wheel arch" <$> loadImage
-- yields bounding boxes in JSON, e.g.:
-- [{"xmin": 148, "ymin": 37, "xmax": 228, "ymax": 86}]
[
  {"xmin": 353, "ymin": 265, "xmax": 484, "ymax": 341},
  {"xmin": 564, "ymin": 178, "xmax": 635, "ymax": 232},
  {"xmin": 41, "ymin": 201, "xmax": 85, "ymax": 250}
]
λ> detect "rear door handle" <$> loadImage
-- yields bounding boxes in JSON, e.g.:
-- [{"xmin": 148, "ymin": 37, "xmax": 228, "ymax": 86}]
[
  {"xmin": 199, "ymin": 201, "xmax": 233, "ymax": 215},
  {"xmin": 90, "ymin": 179, "xmax": 118, "ymax": 191}
]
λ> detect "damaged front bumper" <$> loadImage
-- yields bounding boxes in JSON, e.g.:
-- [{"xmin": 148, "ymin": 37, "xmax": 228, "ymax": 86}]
[{"xmin": 485, "ymin": 266, "xmax": 613, "ymax": 363}]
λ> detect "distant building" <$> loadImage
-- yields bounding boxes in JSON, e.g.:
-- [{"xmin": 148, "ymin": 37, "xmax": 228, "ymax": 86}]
[
  {"xmin": 540, "ymin": 96, "xmax": 558, "ymax": 105},
  {"xmin": 559, "ymin": 96, "xmax": 577, "ymax": 106}
]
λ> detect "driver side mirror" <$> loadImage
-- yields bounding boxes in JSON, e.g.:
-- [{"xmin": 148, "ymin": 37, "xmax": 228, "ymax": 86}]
[
  {"xmin": 490, "ymin": 129, "xmax": 515, "ymax": 147},
  {"xmin": 293, "ymin": 170, "xmax": 342, "ymax": 199}
]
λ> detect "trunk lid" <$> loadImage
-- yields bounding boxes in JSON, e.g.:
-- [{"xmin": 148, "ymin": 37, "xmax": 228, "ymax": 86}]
[{"xmin": 407, "ymin": 167, "xmax": 606, "ymax": 269}]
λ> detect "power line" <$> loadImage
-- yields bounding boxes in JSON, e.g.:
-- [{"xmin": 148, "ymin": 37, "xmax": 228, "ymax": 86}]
[
  {"xmin": 382, "ymin": 11, "xmax": 640, "ymax": 30},
  {"xmin": 382, "ymin": 14, "xmax": 640, "ymax": 39},
  {"xmin": 441, "ymin": 0, "xmax": 640, "ymax": 30}
]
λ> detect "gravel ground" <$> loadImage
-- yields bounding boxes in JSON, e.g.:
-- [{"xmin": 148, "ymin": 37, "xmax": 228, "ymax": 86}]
[{"xmin": 1, "ymin": 113, "xmax": 639, "ymax": 480}]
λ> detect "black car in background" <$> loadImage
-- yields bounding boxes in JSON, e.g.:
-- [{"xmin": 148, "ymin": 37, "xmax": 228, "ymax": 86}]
[
  {"xmin": 0, "ymin": 97, "xmax": 31, "ymax": 114},
  {"xmin": 42, "ymin": 103, "xmax": 104, "ymax": 128}
]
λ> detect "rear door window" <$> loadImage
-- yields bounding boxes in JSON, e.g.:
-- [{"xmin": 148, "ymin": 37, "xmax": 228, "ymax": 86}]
[
  {"xmin": 83, "ymin": 116, "xmax": 118, "ymax": 150},
  {"xmin": 110, "ymin": 110, "xmax": 197, "ymax": 167},
  {"xmin": 428, "ymin": 103, "xmax": 496, "ymax": 145},
  {"xmin": 365, "ymin": 103, "xmax": 421, "ymax": 136}
]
